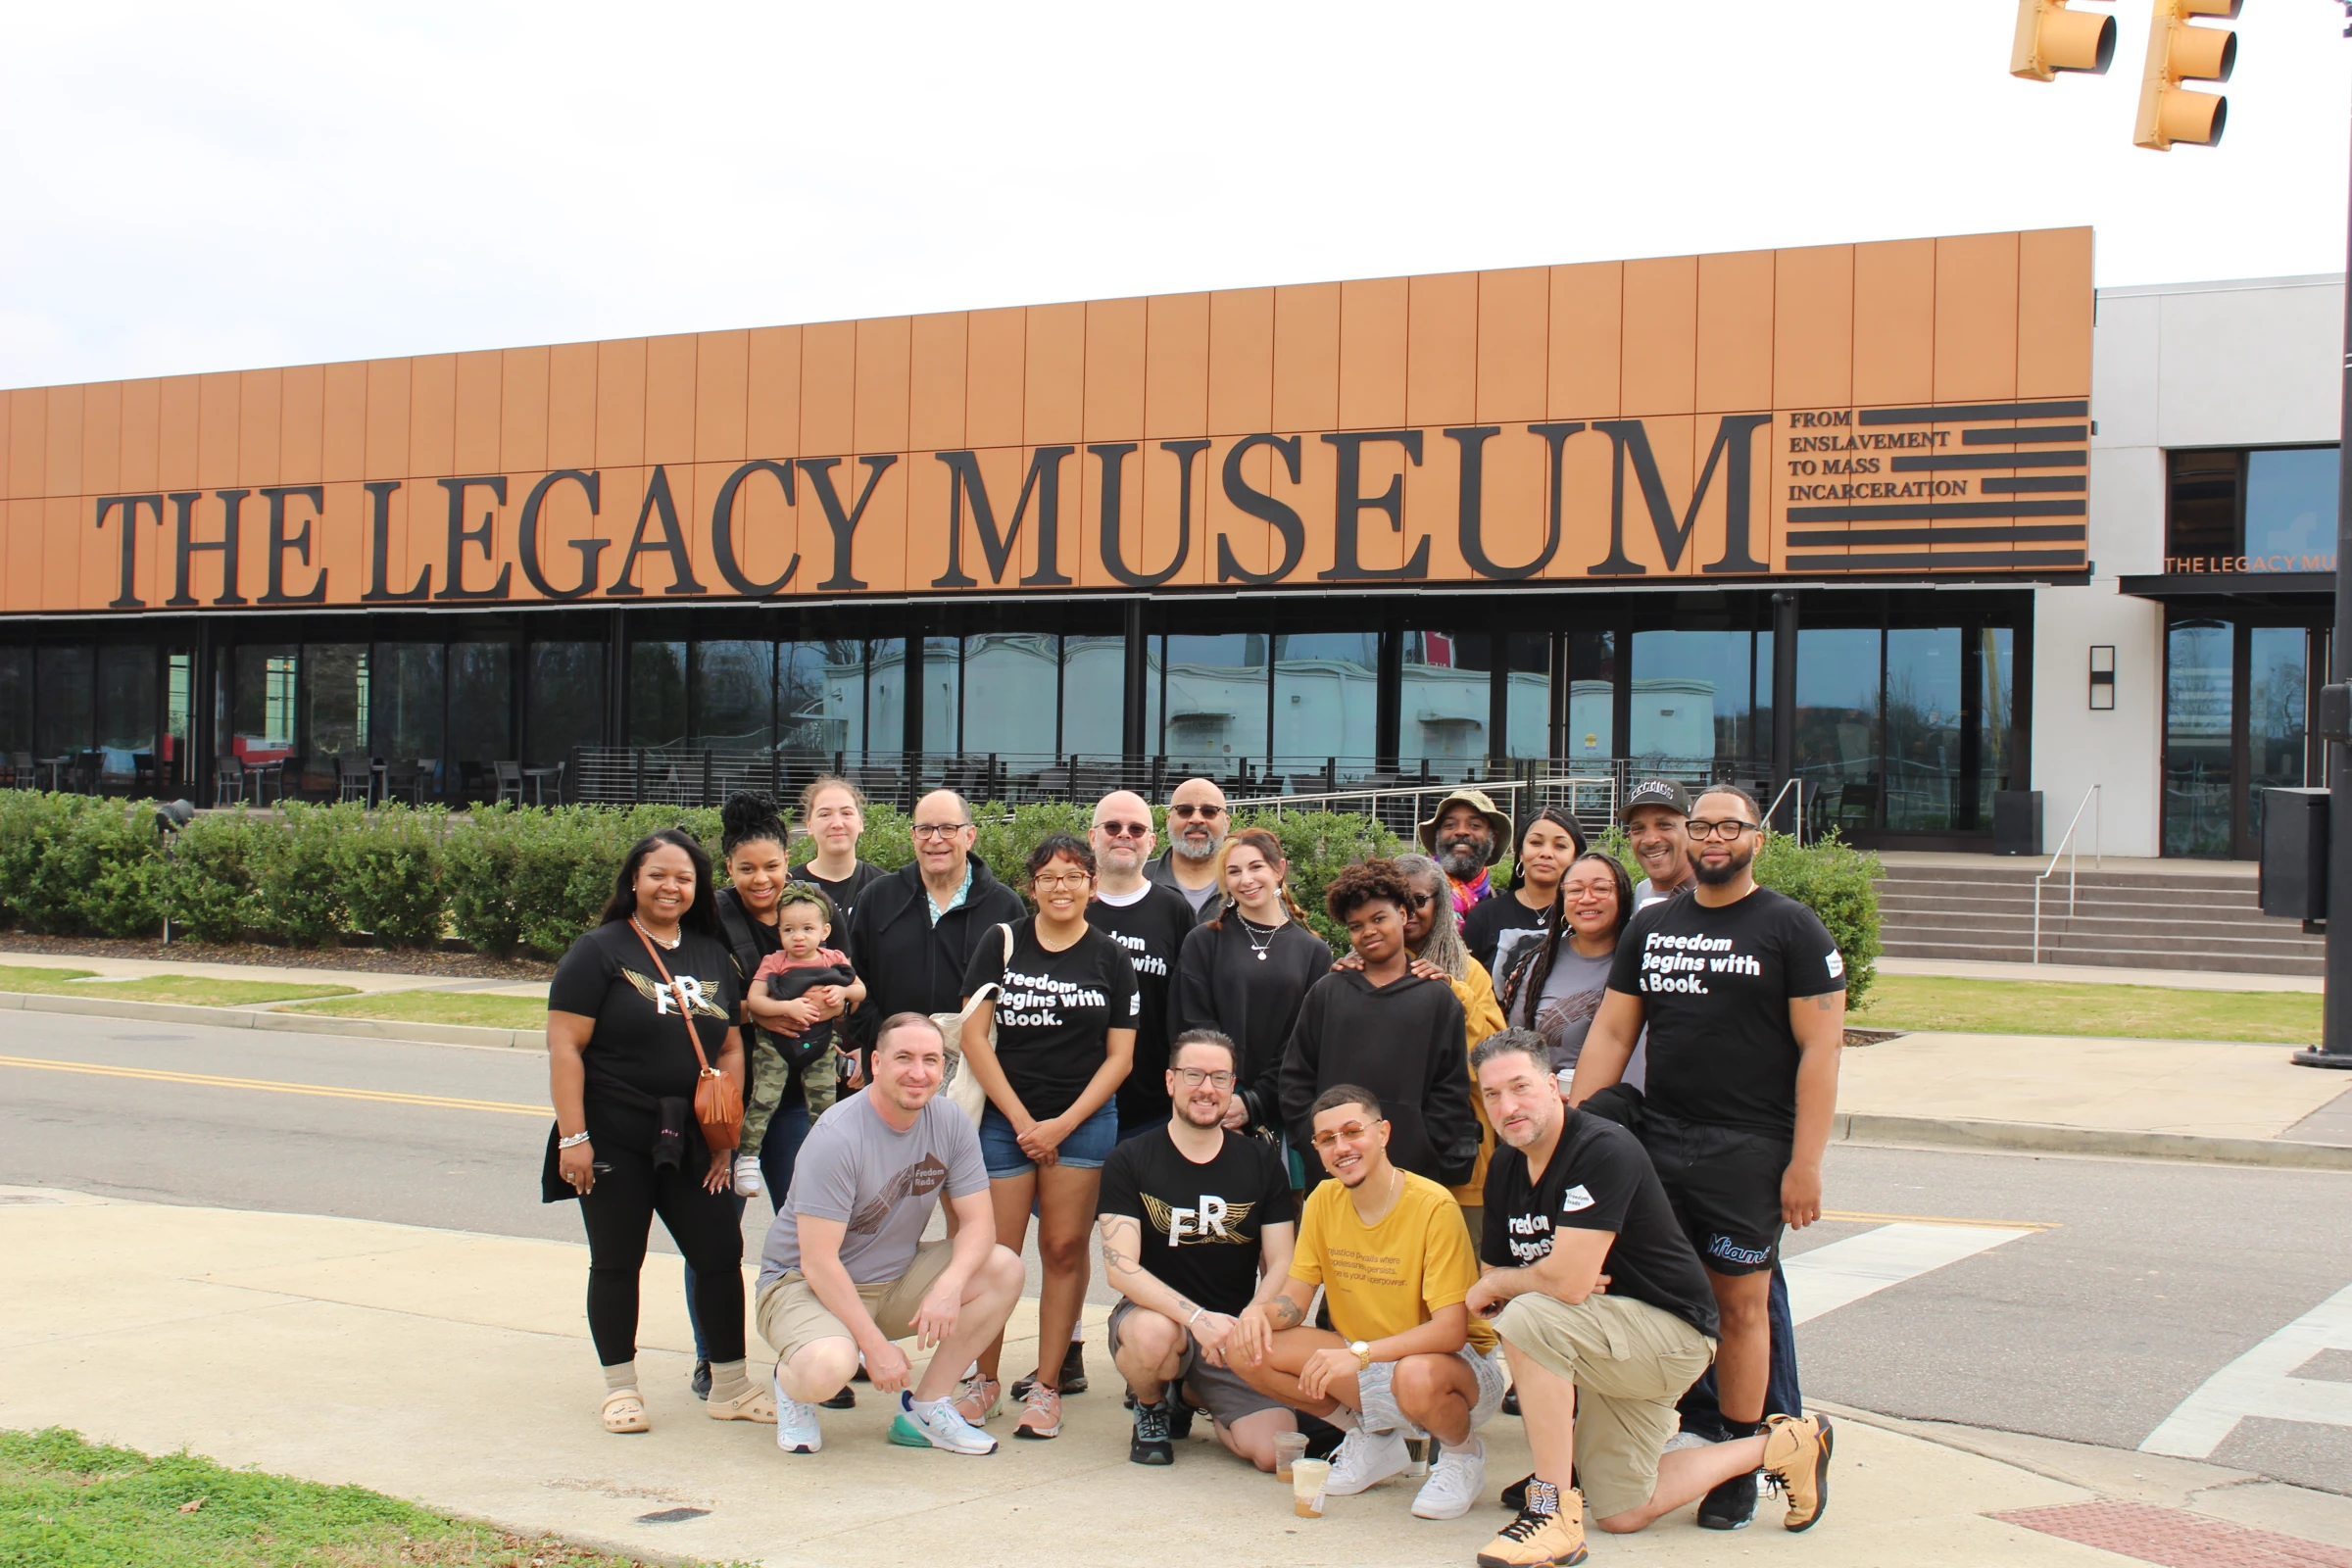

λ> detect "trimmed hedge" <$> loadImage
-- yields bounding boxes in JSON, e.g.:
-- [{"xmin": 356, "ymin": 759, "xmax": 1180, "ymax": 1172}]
[{"xmin": 0, "ymin": 792, "xmax": 1879, "ymax": 990}]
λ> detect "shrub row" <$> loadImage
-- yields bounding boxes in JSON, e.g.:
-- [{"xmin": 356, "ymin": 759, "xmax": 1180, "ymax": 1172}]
[{"xmin": 0, "ymin": 792, "xmax": 1878, "ymax": 1005}]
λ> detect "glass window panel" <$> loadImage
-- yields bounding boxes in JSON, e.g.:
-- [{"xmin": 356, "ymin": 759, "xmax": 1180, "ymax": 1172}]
[
  {"xmin": 1059, "ymin": 635, "xmax": 1126, "ymax": 761},
  {"xmin": 1794, "ymin": 628, "xmax": 1882, "ymax": 832},
  {"xmin": 0, "ymin": 647, "xmax": 30, "ymax": 758},
  {"xmin": 2163, "ymin": 619, "xmax": 2233, "ymax": 858},
  {"xmin": 231, "ymin": 644, "xmax": 297, "ymax": 760},
  {"xmin": 37, "ymin": 646, "xmax": 95, "ymax": 760},
  {"xmin": 306, "ymin": 644, "xmax": 368, "ymax": 762},
  {"xmin": 2248, "ymin": 626, "xmax": 2308, "ymax": 847},
  {"xmin": 1566, "ymin": 629, "xmax": 1616, "ymax": 764},
  {"xmin": 1631, "ymin": 630, "xmax": 1766, "ymax": 765},
  {"xmin": 2244, "ymin": 448, "xmax": 2338, "ymax": 570},
  {"xmin": 372, "ymin": 643, "xmax": 444, "ymax": 763},
  {"xmin": 692, "ymin": 640, "xmax": 772, "ymax": 751},
  {"xmin": 2166, "ymin": 449, "xmax": 2241, "ymax": 562},
  {"xmin": 1400, "ymin": 631, "xmax": 1492, "ymax": 772},
  {"xmin": 1162, "ymin": 634, "xmax": 1267, "ymax": 775},
  {"xmin": 447, "ymin": 641, "xmax": 514, "ymax": 774},
  {"xmin": 956, "ymin": 633, "xmax": 1055, "ymax": 760},
  {"xmin": 921, "ymin": 636, "xmax": 959, "ymax": 753},
  {"xmin": 1274, "ymin": 632, "xmax": 1377, "ymax": 781},
  {"xmin": 628, "ymin": 642, "xmax": 687, "ymax": 750},
  {"xmin": 779, "ymin": 640, "xmax": 860, "ymax": 758},
  {"xmin": 1882, "ymin": 628, "xmax": 1963, "ymax": 832},
  {"xmin": 524, "ymin": 642, "xmax": 599, "ymax": 770},
  {"xmin": 1974, "ymin": 627, "xmax": 2015, "ymax": 825},
  {"xmin": 866, "ymin": 639, "xmax": 906, "ymax": 756},
  {"xmin": 95, "ymin": 646, "xmax": 156, "ymax": 780},
  {"xmin": 165, "ymin": 651, "xmax": 192, "ymax": 785},
  {"xmin": 1505, "ymin": 632, "xmax": 1552, "ymax": 761}
]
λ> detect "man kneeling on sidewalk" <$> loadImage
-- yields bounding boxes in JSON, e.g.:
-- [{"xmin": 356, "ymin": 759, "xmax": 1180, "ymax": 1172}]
[
  {"xmin": 756, "ymin": 1012, "xmax": 1026, "ymax": 1456},
  {"xmin": 1464, "ymin": 1030, "xmax": 1831, "ymax": 1566},
  {"xmin": 1227, "ymin": 1085, "xmax": 1508, "ymax": 1520}
]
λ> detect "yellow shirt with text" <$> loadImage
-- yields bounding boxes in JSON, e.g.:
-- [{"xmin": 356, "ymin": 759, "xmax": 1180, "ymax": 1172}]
[{"xmin": 1293, "ymin": 1169, "xmax": 1498, "ymax": 1353}]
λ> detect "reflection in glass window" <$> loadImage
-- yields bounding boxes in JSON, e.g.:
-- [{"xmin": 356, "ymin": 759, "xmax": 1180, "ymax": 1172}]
[
  {"xmin": 526, "ymin": 643, "xmax": 601, "ymax": 770},
  {"xmin": 1566, "ymin": 631, "xmax": 1615, "ymax": 764},
  {"xmin": 37, "ymin": 646, "xmax": 94, "ymax": 760},
  {"xmin": 1794, "ymin": 628, "xmax": 1880, "ymax": 833},
  {"xmin": 1630, "ymin": 631, "xmax": 1769, "ymax": 766},
  {"xmin": 867, "ymin": 639, "xmax": 906, "ymax": 756},
  {"xmin": 1060, "ymin": 636, "xmax": 1126, "ymax": 760},
  {"xmin": 692, "ymin": 641, "xmax": 773, "ymax": 751},
  {"xmin": 1883, "ymin": 629, "xmax": 1962, "ymax": 831},
  {"xmin": 0, "ymin": 647, "xmax": 30, "ymax": 757},
  {"xmin": 2247, "ymin": 626, "xmax": 2308, "ymax": 847},
  {"xmin": 629, "ymin": 642, "xmax": 687, "ymax": 750},
  {"xmin": 2165, "ymin": 450, "xmax": 2240, "ymax": 562},
  {"xmin": 1274, "ymin": 633, "xmax": 1379, "ymax": 781},
  {"xmin": 448, "ymin": 642, "xmax": 514, "ymax": 772},
  {"xmin": 231, "ymin": 645, "xmax": 296, "ymax": 760},
  {"xmin": 166, "ymin": 651, "xmax": 192, "ymax": 782},
  {"xmin": 779, "ymin": 641, "xmax": 862, "ymax": 757},
  {"xmin": 373, "ymin": 644, "xmax": 444, "ymax": 763},
  {"xmin": 96, "ymin": 647, "xmax": 156, "ymax": 774},
  {"xmin": 2244, "ymin": 448, "xmax": 2338, "ymax": 570},
  {"xmin": 1975, "ymin": 627, "xmax": 2015, "ymax": 826},
  {"xmin": 307, "ymin": 644, "xmax": 368, "ymax": 763},
  {"xmin": 922, "ymin": 637, "xmax": 960, "ymax": 753},
  {"xmin": 1400, "ymin": 631, "xmax": 1492, "ymax": 773},
  {"xmin": 1504, "ymin": 633, "xmax": 1551, "ymax": 761},
  {"xmin": 1161, "ymin": 634, "xmax": 1268, "ymax": 775},
  {"xmin": 2163, "ymin": 620, "xmax": 2232, "ymax": 858},
  {"xmin": 960, "ymin": 633, "xmax": 1058, "ymax": 760}
]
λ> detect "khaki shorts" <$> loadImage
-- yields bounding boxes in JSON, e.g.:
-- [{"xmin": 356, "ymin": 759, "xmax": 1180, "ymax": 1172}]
[
  {"xmin": 756, "ymin": 1238, "xmax": 956, "ymax": 1367},
  {"xmin": 1105, "ymin": 1298, "xmax": 1290, "ymax": 1430},
  {"xmin": 1493, "ymin": 1291, "xmax": 1717, "ymax": 1521}
]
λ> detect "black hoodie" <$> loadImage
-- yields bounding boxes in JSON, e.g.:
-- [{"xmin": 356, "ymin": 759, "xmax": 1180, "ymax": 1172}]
[
  {"xmin": 841, "ymin": 857, "xmax": 1027, "ymax": 1048},
  {"xmin": 1176, "ymin": 911, "xmax": 1331, "ymax": 1134},
  {"xmin": 1278, "ymin": 968, "xmax": 1477, "ymax": 1187}
]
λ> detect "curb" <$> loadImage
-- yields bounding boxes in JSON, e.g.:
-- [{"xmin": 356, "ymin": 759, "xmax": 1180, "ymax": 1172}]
[
  {"xmin": 0, "ymin": 990, "xmax": 541, "ymax": 1052},
  {"xmin": 1837, "ymin": 1110, "xmax": 2352, "ymax": 1171}
]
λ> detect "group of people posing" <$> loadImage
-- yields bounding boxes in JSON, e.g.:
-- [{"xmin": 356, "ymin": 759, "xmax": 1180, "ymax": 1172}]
[{"xmin": 541, "ymin": 769, "xmax": 1845, "ymax": 1568}]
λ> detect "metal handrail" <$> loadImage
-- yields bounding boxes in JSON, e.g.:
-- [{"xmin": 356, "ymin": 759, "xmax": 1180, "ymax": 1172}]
[
  {"xmin": 2032, "ymin": 784, "xmax": 2102, "ymax": 964},
  {"xmin": 1762, "ymin": 777, "xmax": 1803, "ymax": 847}
]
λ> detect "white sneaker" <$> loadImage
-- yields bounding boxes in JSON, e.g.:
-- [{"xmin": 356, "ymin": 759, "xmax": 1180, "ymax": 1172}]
[
  {"xmin": 1411, "ymin": 1437, "xmax": 1486, "ymax": 1519},
  {"xmin": 732, "ymin": 1154, "xmax": 762, "ymax": 1197},
  {"xmin": 773, "ymin": 1368, "xmax": 820, "ymax": 1454},
  {"xmin": 1324, "ymin": 1425, "xmax": 1411, "ymax": 1495},
  {"xmin": 889, "ymin": 1391, "xmax": 999, "ymax": 1455}
]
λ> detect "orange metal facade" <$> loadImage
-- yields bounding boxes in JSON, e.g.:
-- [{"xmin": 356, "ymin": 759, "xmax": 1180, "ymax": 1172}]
[{"xmin": 0, "ymin": 228, "xmax": 2093, "ymax": 616}]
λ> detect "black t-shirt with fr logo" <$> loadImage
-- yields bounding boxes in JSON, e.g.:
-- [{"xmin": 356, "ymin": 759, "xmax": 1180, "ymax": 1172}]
[
  {"xmin": 1605, "ymin": 885, "xmax": 1843, "ymax": 1138},
  {"xmin": 547, "ymin": 920, "xmax": 742, "ymax": 1101},
  {"xmin": 1098, "ymin": 1126, "xmax": 1298, "ymax": 1317}
]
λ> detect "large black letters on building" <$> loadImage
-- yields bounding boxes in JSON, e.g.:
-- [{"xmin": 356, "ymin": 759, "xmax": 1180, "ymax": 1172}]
[
  {"xmin": 1586, "ymin": 415, "xmax": 1772, "ymax": 576},
  {"xmin": 93, "ymin": 494, "xmax": 165, "ymax": 609},
  {"xmin": 434, "ymin": 476, "xmax": 512, "ymax": 601},
  {"xmin": 932, "ymin": 447, "xmax": 1076, "ymax": 588},
  {"xmin": 517, "ymin": 469, "xmax": 608, "ymax": 600},
  {"xmin": 1319, "ymin": 430, "xmax": 1429, "ymax": 580},
  {"xmin": 1095, "ymin": 441, "xmax": 1203, "ymax": 587},
  {"xmin": 710, "ymin": 460, "xmax": 801, "ymax": 597},
  {"xmin": 797, "ymin": 455, "xmax": 896, "ymax": 592},
  {"xmin": 609, "ymin": 466, "xmax": 707, "ymax": 597},
  {"xmin": 259, "ymin": 485, "xmax": 328, "ymax": 605},
  {"xmin": 167, "ymin": 490, "xmax": 247, "ymax": 607},
  {"xmin": 1216, "ymin": 433, "xmax": 1306, "ymax": 584},
  {"xmin": 362, "ymin": 480, "xmax": 430, "ymax": 602}
]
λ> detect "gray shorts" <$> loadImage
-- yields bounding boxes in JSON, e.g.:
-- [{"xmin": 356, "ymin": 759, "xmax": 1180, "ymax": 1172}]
[
  {"xmin": 1357, "ymin": 1344, "xmax": 1510, "ymax": 1437},
  {"xmin": 1106, "ymin": 1298, "xmax": 1290, "ymax": 1430}
]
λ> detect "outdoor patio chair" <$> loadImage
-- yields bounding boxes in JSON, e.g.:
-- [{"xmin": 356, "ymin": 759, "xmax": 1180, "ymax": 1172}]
[
  {"xmin": 336, "ymin": 753, "xmax": 375, "ymax": 804},
  {"xmin": 493, "ymin": 760, "xmax": 525, "ymax": 805}
]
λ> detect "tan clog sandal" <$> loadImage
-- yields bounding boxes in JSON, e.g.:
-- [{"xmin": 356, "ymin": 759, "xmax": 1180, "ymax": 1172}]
[
  {"xmin": 601, "ymin": 1388, "xmax": 650, "ymax": 1434},
  {"xmin": 706, "ymin": 1383, "xmax": 777, "ymax": 1423}
]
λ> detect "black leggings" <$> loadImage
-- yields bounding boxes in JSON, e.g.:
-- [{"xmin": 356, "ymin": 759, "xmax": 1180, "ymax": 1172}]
[{"xmin": 577, "ymin": 1144, "xmax": 744, "ymax": 1367}]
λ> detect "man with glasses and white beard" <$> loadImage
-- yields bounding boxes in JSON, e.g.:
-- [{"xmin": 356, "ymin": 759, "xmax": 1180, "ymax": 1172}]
[
  {"xmin": 1147, "ymin": 776, "xmax": 1230, "ymax": 919},
  {"xmin": 1570, "ymin": 785, "xmax": 1844, "ymax": 1534},
  {"xmin": 1097, "ymin": 1029, "xmax": 1299, "ymax": 1470}
]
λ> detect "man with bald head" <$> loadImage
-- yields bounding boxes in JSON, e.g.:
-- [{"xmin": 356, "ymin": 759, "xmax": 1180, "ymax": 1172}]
[
  {"xmin": 1090, "ymin": 790, "xmax": 1195, "ymax": 1140},
  {"xmin": 842, "ymin": 789, "xmax": 1026, "ymax": 1064},
  {"xmin": 1146, "ymin": 776, "xmax": 1229, "ymax": 918}
]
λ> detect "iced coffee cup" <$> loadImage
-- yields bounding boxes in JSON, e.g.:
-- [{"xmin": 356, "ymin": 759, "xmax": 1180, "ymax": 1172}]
[
  {"xmin": 1272, "ymin": 1432, "xmax": 1308, "ymax": 1481},
  {"xmin": 1290, "ymin": 1456, "xmax": 1331, "ymax": 1518}
]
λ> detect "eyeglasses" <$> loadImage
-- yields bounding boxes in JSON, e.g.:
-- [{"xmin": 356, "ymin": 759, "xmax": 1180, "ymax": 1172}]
[
  {"xmin": 1095, "ymin": 820, "xmax": 1151, "ymax": 839},
  {"xmin": 1686, "ymin": 818, "xmax": 1759, "ymax": 841},
  {"xmin": 1169, "ymin": 803, "xmax": 1226, "ymax": 819},
  {"xmin": 1308, "ymin": 1120, "xmax": 1377, "ymax": 1151},
  {"xmin": 1406, "ymin": 893, "xmax": 1436, "ymax": 910},
  {"xmin": 1172, "ymin": 1067, "xmax": 1237, "ymax": 1088},
  {"xmin": 1031, "ymin": 872, "xmax": 1093, "ymax": 890},
  {"xmin": 911, "ymin": 822, "xmax": 970, "ymax": 839}
]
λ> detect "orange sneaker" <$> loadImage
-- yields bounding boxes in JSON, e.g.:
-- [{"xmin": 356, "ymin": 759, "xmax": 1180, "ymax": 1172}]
[
  {"xmin": 951, "ymin": 1373, "xmax": 1001, "ymax": 1427},
  {"xmin": 1763, "ymin": 1413, "xmax": 1834, "ymax": 1532},
  {"xmin": 1012, "ymin": 1379, "xmax": 1062, "ymax": 1440},
  {"xmin": 1477, "ymin": 1481, "xmax": 1587, "ymax": 1567}
]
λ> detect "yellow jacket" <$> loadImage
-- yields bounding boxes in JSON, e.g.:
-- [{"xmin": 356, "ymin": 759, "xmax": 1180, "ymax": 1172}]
[{"xmin": 1446, "ymin": 958, "xmax": 1507, "ymax": 1206}]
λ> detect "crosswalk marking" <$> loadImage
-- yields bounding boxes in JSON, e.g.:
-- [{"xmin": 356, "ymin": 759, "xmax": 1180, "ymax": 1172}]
[
  {"xmin": 1785, "ymin": 1222, "xmax": 2039, "ymax": 1324},
  {"xmin": 2140, "ymin": 1282, "xmax": 2352, "ymax": 1459}
]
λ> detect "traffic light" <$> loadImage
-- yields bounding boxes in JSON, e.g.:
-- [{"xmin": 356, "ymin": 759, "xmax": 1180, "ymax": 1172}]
[
  {"xmin": 2011, "ymin": 0, "xmax": 2117, "ymax": 80},
  {"xmin": 2135, "ymin": 0, "xmax": 2237, "ymax": 149}
]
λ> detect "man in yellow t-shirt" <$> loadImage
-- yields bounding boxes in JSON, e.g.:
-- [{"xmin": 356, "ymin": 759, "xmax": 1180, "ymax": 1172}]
[{"xmin": 1227, "ymin": 1085, "xmax": 1509, "ymax": 1522}]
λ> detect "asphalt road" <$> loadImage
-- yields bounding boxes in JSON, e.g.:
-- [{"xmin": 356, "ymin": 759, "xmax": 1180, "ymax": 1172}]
[{"xmin": 6, "ymin": 1009, "xmax": 2349, "ymax": 1494}]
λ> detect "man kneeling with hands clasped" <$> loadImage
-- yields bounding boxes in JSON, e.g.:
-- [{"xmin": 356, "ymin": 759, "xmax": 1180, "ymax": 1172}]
[
  {"xmin": 756, "ymin": 1012, "xmax": 1026, "ymax": 1456},
  {"xmin": 1464, "ymin": 1030, "xmax": 1832, "ymax": 1566},
  {"xmin": 1227, "ymin": 1085, "xmax": 1508, "ymax": 1521}
]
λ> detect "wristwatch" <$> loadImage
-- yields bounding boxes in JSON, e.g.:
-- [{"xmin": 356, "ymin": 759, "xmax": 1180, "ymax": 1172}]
[{"xmin": 1349, "ymin": 1340, "xmax": 1373, "ymax": 1369}]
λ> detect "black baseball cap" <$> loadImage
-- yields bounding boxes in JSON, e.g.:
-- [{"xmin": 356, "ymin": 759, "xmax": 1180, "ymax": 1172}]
[{"xmin": 1620, "ymin": 778, "xmax": 1691, "ymax": 821}]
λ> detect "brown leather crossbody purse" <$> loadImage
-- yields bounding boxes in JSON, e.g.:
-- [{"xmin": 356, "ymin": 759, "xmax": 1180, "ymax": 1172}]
[{"xmin": 631, "ymin": 919, "xmax": 743, "ymax": 1156}]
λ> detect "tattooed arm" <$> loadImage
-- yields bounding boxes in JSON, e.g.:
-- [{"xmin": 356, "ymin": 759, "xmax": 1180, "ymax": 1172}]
[
  {"xmin": 1095, "ymin": 1212, "xmax": 1208, "ymax": 1328},
  {"xmin": 1225, "ymin": 1274, "xmax": 1318, "ymax": 1368},
  {"xmin": 1785, "ymin": 987, "xmax": 1846, "ymax": 1229}
]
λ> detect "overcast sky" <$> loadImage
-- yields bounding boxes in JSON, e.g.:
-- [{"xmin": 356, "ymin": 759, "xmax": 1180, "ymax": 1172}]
[{"xmin": 2, "ymin": 2, "xmax": 2345, "ymax": 390}]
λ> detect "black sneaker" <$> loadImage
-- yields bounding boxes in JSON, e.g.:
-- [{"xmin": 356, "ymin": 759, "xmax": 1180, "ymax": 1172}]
[
  {"xmin": 1057, "ymin": 1340, "xmax": 1089, "ymax": 1396},
  {"xmin": 1009, "ymin": 1373, "xmax": 1041, "ymax": 1404},
  {"xmin": 819, "ymin": 1386, "xmax": 856, "ymax": 1410},
  {"xmin": 851, "ymin": 1363, "xmax": 870, "ymax": 1384},
  {"xmin": 1299, "ymin": 1415, "xmax": 1347, "ymax": 1461},
  {"xmin": 690, "ymin": 1359, "xmax": 711, "ymax": 1399},
  {"xmin": 1166, "ymin": 1389, "xmax": 1196, "ymax": 1443},
  {"xmin": 1129, "ymin": 1398, "xmax": 1174, "ymax": 1465},
  {"xmin": 1697, "ymin": 1469, "xmax": 1761, "ymax": 1531},
  {"xmin": 1500, "ymin": 1389, "xmax": 1521, "ymax": 1417},
  {"xmin": 1500, "ymin": 1472, "xmax": 1535, "ymax": 1511}
]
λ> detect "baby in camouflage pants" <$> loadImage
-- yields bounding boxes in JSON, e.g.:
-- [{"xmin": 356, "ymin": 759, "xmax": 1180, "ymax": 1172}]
[{"xmin": 732, "ymin": 882, "xmax": 864, "ymax": 1198}]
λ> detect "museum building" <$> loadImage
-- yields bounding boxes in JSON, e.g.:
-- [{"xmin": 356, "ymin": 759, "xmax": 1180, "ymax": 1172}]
[{"xmin": 0, "ymin": 224, "xmax": 2337, "ymax": 858}]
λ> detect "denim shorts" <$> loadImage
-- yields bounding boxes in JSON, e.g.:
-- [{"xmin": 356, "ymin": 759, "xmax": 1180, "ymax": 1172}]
[{"xmin": 979, "ymin": 1100, "xmax": 1119, "ymax": 1178}]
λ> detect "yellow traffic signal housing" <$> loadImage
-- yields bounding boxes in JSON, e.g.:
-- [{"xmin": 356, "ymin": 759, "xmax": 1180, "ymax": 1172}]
[
  {"xmin": 2135, "ymin": 0, "xmax": 2237, "ymax": 149},
  {"xmin": 2012, "ymin": 0, "xmax": 2118, "ymax": 80}
]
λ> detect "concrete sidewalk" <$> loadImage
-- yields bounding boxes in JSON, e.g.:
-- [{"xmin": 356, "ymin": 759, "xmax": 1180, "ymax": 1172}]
[{"xmin": 7, "ymin": 1183, "xmax": 2348, "ymax": 1568}]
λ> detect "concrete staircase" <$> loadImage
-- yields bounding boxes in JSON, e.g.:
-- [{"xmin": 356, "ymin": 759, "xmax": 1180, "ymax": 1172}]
[{"xmin": 1875, "ymin": 857, "xmax": 2325, "ymax": 977}]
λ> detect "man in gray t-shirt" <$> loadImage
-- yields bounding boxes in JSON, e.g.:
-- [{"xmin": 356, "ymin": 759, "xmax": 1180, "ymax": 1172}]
[{"xmin": 755, "ymin": 1012, "xmax": 1024, "ymax": 1456}]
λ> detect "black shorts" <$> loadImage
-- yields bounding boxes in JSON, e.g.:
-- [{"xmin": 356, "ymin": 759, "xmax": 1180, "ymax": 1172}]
[{"xmin": 1639, "ymin": 1111, "xmax": 1789, "ymax": 1277}]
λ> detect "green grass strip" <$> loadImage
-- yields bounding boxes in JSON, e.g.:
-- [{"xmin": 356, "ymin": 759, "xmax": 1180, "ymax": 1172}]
[
  {"xmin": 1856, "ymin": 973, "xmax": 2319, "ymax": 1045},
  {"xmin": 281, "ymin": 990, "xmax": 549, "ymax": 1030},
  {"xmin": 0, "ymin": 966, "xmax": 358, "ymax": 1006}
]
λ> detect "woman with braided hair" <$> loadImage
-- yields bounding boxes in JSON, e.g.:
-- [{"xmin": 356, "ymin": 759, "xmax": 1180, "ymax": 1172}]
[
  {"xmin": 1462, "ymin": 807, "xmax": 1586, "ymax": 977},
  {"xmin": 1497, "ymin": 849, "xmax": 1639, "ymax": 1083}
]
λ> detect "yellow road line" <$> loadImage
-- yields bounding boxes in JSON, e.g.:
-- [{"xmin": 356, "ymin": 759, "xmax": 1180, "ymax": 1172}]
[
  {"xmin": 0, "ymin": 1054, "xmax": 552, "ymax": 1118},
  {"xmin": 1822, "ymin": 1207, "xmax": 2057, "ymax": 1231}
]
